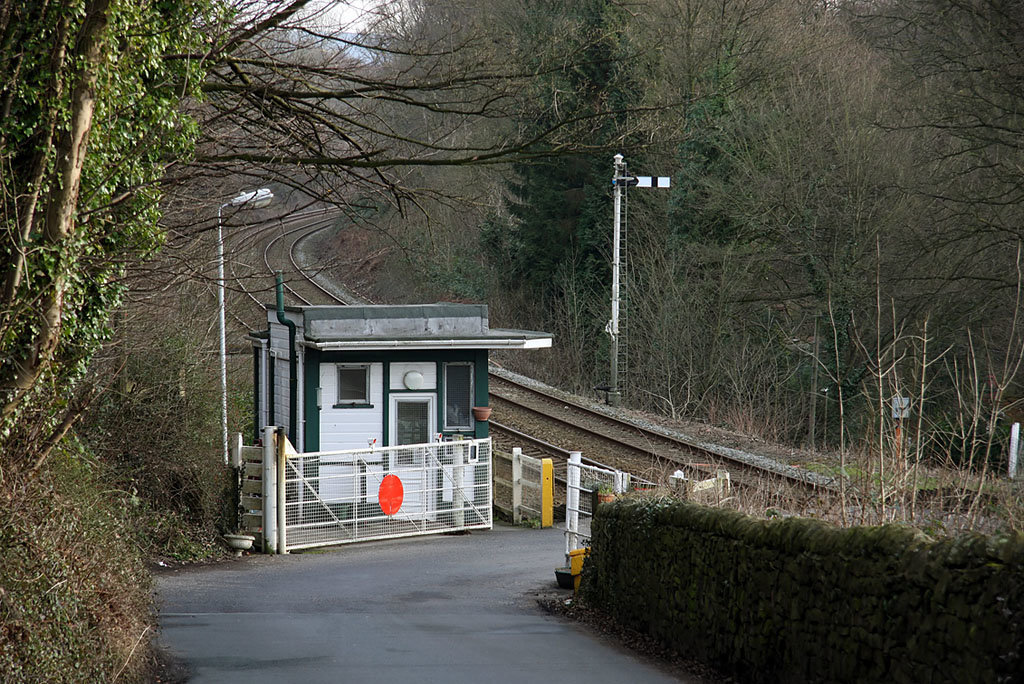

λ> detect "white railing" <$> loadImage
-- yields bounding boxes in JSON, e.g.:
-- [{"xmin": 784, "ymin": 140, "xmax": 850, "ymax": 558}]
[
  {"xmin": 262, "ymin": 428, "xmax": 492, "ymax": 552},
  {"xmin": 565, "ymin": 452, "xmax": 642, "ymax": 560}
]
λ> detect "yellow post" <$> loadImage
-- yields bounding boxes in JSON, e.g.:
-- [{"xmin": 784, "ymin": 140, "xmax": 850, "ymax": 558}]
[{"xmin": 540, "ymin": 458, "xmax": 553, "ymax": 528}]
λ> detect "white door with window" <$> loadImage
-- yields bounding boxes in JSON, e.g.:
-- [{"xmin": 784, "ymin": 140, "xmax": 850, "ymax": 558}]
[{"xmin": 390, "ymin": 394, "xmax": 435, "ymax": 518}]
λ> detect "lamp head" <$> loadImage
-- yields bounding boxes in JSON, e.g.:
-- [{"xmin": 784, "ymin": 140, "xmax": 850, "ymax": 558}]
[{"xmin": 231, "ymin": 187, "xmax": 274, "ymax": 209}]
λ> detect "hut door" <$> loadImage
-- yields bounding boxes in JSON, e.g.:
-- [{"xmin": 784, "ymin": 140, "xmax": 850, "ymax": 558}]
[
  {"xmin": 393, "ymin": 396, "xmax": 433, "ymax": 445},
  {"xmin": 390, "ymin": 395, "xmax": 435, "ymax": 517}
]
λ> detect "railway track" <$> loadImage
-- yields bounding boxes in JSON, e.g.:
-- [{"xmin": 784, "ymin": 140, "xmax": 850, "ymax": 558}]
[
  {"xmin": 227, "ymin": 208, "xmax": 350, "ymax": 306},
  {"xmin": 489, "ymin": 420, "xmax": 630, "ymax": 480},
  {"xmin": 209, "ymin": 207, "xmax": 364, "ymax": 370},
  {"xmin": 261, "ymin": 215, "xmax": 348, "ymax": 306},
  {"xmin": 488, "ymin": 369, "xmax": 836, "ymax": 495},
  {"xmin": 218, "ymin": 208, "xmax": 359, "ymax": 333}
]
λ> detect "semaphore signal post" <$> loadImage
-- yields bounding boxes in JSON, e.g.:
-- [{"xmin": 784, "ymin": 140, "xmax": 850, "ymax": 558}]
[{"xmin": 606, "ymin": 154, "xmax": 670, "ymax": 407}]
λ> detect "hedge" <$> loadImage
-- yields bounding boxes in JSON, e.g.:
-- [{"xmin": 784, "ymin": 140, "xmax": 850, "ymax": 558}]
[{"xmin": 582, "ymin": 498, "xmax": 1024, "ymax": 683}]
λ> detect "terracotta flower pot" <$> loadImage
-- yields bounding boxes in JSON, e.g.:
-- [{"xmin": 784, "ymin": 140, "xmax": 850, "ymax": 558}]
[{"xmin": 472, "ymin": 406, "xmax": 492, "ymax": 421}]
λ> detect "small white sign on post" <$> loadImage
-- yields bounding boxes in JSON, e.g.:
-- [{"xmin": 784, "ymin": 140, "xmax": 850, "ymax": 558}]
[{"xmin": 891, "ymin": 396, "xmax": 910, "ymax": 420}]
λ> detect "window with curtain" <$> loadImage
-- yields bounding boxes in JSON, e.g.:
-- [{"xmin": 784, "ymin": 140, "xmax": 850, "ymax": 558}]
[{"xmin": 444, "ymin": 363, "xmax": 473, "ymax": 430}]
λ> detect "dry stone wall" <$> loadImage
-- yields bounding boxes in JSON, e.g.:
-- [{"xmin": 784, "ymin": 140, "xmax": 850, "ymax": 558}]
[{"xmin": 583, "ymin": 499, "xmax": 1024, "ymax": 683}]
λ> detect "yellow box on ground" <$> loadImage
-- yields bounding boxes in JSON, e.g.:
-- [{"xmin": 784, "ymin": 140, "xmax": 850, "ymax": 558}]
[{"xmin": 569, "ymin": 547, "xmax": 589, "ymax": 591}]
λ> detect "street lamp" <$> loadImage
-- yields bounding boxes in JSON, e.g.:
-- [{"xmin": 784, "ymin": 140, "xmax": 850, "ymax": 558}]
[{"xmin": 218, "ymin": 188, "xmax": 274, "ymax": 464}]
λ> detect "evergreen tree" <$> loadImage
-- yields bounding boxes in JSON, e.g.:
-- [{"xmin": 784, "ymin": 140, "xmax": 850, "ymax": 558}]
[{"xmin": 489, "ymin": 0, "xmax": 639, "ymax": 298}]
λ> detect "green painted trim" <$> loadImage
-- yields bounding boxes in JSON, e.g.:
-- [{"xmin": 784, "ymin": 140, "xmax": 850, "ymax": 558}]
[
  {"xmin": 331, "ymin": 403, "xmax": 374, "ymax": 409},
  {"xmin": 252, "ymin": 347, "xmax": 260, "ymax": 443},
  {"xmin": 304, "ymin": 350, "xmax": 320, "ymax": 452},
  {"xmin": 274, "ymin": 275, "xmax": 299, "ymax": 445},
  {"xmin": 382, "ymin": 362, "xmax": 390, "ymax": 446},
  {"xmin": 475, "ymin": 350, "xmax": 489, "ymax": 438}
]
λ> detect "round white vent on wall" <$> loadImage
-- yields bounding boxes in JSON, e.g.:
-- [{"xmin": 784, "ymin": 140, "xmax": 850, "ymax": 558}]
[{"xmin": 403, "ymin": 370, "xmax": 424, "ymax": 390}]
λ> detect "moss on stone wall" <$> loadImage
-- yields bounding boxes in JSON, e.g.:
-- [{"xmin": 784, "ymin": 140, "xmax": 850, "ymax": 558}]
[{"xmin": 582, "ymin": 498, "xmax": 1024, "ymax": 683}]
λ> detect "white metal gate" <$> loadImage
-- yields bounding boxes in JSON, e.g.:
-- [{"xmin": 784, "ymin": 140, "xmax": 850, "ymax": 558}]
[
  {"xmin": 280, "ymin": 437, "xmax": 492, "ymax": 550},
  {"xmin": 564, "ymin": 452, "xmax": 629, "ymax": 557},
  {"xmin": 563, "ymin": 452, "xmax": 658, "ymax": 560}
]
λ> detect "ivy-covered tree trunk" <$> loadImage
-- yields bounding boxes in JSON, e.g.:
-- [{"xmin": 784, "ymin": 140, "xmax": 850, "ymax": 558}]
[
  {"xmin": 0, "ymin": 0, "xmax": 209, "ymax": 471},
  {"xmin": 1, "ymin": 0, "xmax": 110, "ymax": 412}
]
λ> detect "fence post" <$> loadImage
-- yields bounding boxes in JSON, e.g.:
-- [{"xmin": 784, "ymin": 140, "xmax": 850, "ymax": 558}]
[
  {"xmin": 276, "ymin": 427, "xmax": 287, "ymax": 554},
  {"xmin": 566, "ymin": 452, "xmax": 581, "ymax": 559},
  {"xmin": 230, "ymin": 433, "xmax": 243, "ymax": 468},
  {"xmin": 511, "ymin": 447, "xmax": 523, "ymax": 524},
  {"xmin": 262, "ymin": 426, "xmax": 277, "ymax": 554},
  {"xmin": 1010, "ymin": 423, "xmax": 1020, "ymax": 480},
  {"xmin": 716, "ymin": 470, "xmax": 731, "ymax": 499},
  {"xmin": 453, "ymin": 443, "xmax": 465, "ymax": 528},
  {"xmin": 230, "ymin": 432, "xmax": 243, "ymax": 532}
]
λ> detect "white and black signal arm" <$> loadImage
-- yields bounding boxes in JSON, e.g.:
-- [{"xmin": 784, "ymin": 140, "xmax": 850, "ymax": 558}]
[
  {"xmin": 613, "ymin": 175, "xmax": 671, "ymax": 188},
  {"xmin": 606, "ymin": 154, "xmax": 671, "ymax": 406}
]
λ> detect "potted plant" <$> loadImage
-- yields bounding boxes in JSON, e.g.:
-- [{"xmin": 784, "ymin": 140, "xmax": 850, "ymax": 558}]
[
  {"xmin": 596, "ymin": 483, "xmax": 616, "ymax": 505},
  {"xmin": 471, "ymin": 406, "xmax": 492, "ymax": 421}
]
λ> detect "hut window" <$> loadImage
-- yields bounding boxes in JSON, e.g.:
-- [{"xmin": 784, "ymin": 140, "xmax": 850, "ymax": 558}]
[
  {"xmin": 444, "ymin": 362, "xmax": 473, "ymax": 430},
  {"xmin": 336, "ymin": 364, "xmax": 369, "ymax": 405}
]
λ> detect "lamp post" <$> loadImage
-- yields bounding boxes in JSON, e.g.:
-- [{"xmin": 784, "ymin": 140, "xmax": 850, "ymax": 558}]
[{"xmin": 218, "ymin": 188, "xmax": 274, "ymax": 464}]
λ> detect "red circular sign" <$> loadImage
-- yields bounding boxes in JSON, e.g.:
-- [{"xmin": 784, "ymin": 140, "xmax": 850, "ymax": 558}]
[{"xmin": 378, "ymin": 474, "xmax": 404, "ymax": 516}]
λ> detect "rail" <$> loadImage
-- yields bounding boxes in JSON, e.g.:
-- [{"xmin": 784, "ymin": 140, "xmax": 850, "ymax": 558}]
[{"xmin": 489, "ymin": 368, "xmax": 836, "ymax": 493}]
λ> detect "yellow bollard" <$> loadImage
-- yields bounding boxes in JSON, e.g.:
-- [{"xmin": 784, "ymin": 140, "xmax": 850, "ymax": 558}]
[{"xmin": 540, "ymin": 458, "xmax": 553, "ymax": 528}]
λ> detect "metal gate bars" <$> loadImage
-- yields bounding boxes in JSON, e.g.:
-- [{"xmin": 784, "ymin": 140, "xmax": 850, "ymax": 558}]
[{"xmin": 261, "ymin": 427, "xmax": 492, "ymax": 552}]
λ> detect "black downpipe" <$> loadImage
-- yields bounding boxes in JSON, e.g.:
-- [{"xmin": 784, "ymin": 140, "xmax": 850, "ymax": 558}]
[{"xmin": 275, "ymin": 271, "xmax": 298, "ymax": 444}]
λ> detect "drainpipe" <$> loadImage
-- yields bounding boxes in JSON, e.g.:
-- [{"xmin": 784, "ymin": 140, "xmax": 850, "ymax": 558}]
[{"xmin": 275, "ymin": 271, "xmax": 298, "ymax": 444}]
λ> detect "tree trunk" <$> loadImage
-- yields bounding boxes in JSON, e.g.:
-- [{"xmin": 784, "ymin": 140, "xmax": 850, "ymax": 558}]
[{"xmin": 0, "ymin": 0, "xmax": 111, "ymax": 418}]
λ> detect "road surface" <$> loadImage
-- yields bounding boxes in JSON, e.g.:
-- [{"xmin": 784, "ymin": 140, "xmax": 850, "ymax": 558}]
[{"xmin": 156, "ymin": 523, "xmax": 689, "ymax": 683}]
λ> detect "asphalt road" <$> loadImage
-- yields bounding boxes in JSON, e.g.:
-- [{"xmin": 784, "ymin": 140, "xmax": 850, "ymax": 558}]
[{"xmin": 156, "ymin": 523, "xmax": 688, "ymax": 683}]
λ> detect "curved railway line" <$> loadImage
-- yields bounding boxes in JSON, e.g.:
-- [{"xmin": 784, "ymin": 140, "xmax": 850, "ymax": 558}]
[
  {"xmin": 262, "ymin": 215, "xmax": 347, "ymax": 305},
  {"xmin": 227, "ymin": 208, "xmax": 349, "ymax": 309},
  {"xmin": 229, "ymin": 207, "xmax": 836, "ymax": 505},
  {"xmin": 217, "ymin": 208, "xmax": 357, "ymax": 339}
]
